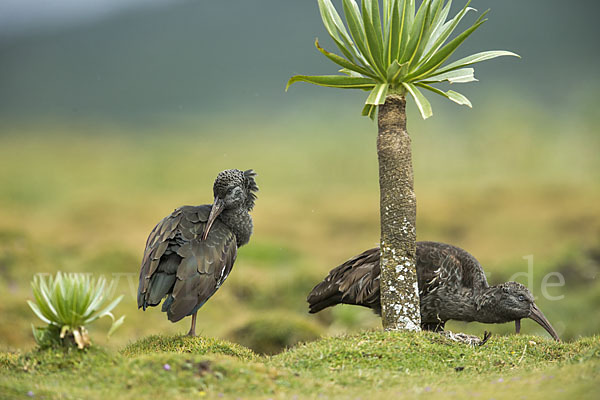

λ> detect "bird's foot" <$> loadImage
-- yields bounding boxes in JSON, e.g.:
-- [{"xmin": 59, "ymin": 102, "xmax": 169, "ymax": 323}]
[
  {"xmin": 479, "ymin": 331, "xmax": 492, "ymax": 346},
  {"xmin": 186, "ymin": 329, "xmax": 196, "ymax": 337},
  {"xmin": 438, "ymin": 330, "xmax": 492, "ymax": 346}
]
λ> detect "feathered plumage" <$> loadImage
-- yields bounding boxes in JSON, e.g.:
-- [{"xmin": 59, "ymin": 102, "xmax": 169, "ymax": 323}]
[
  {"xmin": 138, "ymin": 169, "xmax": 258, "ymax": 335},
  {"xmin": 308, "ymin": 241, "xmax": 559, "ymax": 340}
]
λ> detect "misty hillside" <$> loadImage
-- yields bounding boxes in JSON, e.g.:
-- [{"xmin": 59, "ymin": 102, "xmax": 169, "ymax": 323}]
[{"xmin": 0, "ymin": 0, "xmax": 598, "ymax": 124}]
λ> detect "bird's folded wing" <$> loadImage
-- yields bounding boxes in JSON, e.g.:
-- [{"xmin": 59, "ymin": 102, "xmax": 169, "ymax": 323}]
[
  {"xmin": 307, "ymin": 248, "xmax": 380, "ymax": 311},
  {"xmin": 416, "ymin": 242, "xmax": 450, "ymax": 295},
  {"xmin": 138, "ymin": 205, "xmax": 237, "ymax": 316},
  {"xmin": 138, "ymin": 207, "xmax": 185, "ymax": 307},
  {"xmin": 417, "ymin": 241, "xmax": 489, "ymax": 295},
  {"xmin": 167, "ymin": 213, "xmax": 237, "ymax": 322},
  {"xmin": 456, "ymin": 249, "xmax": 489, "ymax": 291},
  {"xmin": 336, "ymin": 249, "xmax": 380, "ymax": 305}
]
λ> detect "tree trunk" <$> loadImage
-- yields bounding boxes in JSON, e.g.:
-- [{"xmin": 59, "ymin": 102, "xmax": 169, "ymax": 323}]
[{"xmin": 377, "ymin": 94, "xmax": 421, "ymax": 331}]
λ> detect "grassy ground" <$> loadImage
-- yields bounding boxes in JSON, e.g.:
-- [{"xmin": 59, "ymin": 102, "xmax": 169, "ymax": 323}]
[
  {"xmin": 0, "ymin": 100, "xmax": 598, "ymax": 396},
  {"xmin": 1, "ymin": 332, "xmax": 598, "ymax": 399}
]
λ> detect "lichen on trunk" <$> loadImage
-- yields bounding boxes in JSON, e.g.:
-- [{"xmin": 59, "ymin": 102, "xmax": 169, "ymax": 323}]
[{"xmin": 377, "ymin": 95, "xmax": 421, "ymax": 331}]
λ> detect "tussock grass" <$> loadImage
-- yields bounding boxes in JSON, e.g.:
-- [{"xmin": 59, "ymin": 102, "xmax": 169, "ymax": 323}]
[
  {"xmin": 120, "ymin": 334, "xmax": 256, "ymax": 360},
  {"xmin": 273, "ymin": 330, "xmax": 600, "ymax": 373},
  {"xmin": 1, "ymin": 332, "xmax": 598, "ymax": 399}
]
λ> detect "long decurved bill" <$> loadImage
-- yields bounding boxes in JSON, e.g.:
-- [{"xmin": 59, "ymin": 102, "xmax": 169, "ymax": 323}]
[
  {"xmin": 202, "ymin": 197, "xmax": 225, "ymax": 240},
  {"xmin": 529, "ymin": 303, "xmax": 560, "ymax": 341}
]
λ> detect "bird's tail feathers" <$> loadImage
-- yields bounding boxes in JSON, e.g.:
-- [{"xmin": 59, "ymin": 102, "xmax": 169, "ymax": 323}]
[{"xmin": 307, "ymin": 280, "xmax": 343, "ymax": 313}]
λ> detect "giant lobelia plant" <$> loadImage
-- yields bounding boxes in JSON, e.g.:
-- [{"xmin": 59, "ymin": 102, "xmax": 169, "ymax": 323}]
[{"xmin": 287, "ymin": 0, "xmax": 518, "ymax": 330}]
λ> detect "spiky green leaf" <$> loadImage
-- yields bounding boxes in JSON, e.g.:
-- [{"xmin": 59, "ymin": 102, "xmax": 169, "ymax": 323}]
[
  {"xmin": 386, "ymin": 59, "xmax": 407, "ymax": 83},
  {"xmin": 433, "ymin": 50, "xmax": 521, "ymax": 75},
  {"xmin": 427, "ymin": 0, "xmax": 452, "ymax": 42},
  {"xmin": 420, "ymin": 1, "xmax": 476, "ymax": 66},
  {"xmin": 367, "ymin": 0, "xmax": 384, "ymax": 46},
  {"xmin": 422, "ymin": 68, "xmax": 476, "ymax": 83},
  {"xmin": 412, "ymin": 0, "xmax": 444, "ymax": 63},
  {"xmin": 28, "ymin": 301, "xmax": 53, "ymax": 325},
  {"xmin": 447, "ymin": 89, "xmax": 472, "ymax": 107},
  {"xmin": 315, "ymin": 39, "xmax": 378, "ymax": 78},
  {"xmin": 366, "ymin": 83, "xmax": 389, "ymax": 105},
  {"xmin": 108, "ymin": 315, "xmax": 126, "ymax": 338},
  {"xmin": 339, "ymin": 68, "xmax": 363, "ymax": 77},
  {"xmin": 385, "ymin": 0, "xmax": 400, "ymax": 63},
  {"xmin": 318, "ymin": 0, "xmax": 359, "ymax": 62},
  {"xmin": 406, "ymin": 0, "xmax": 415, "ymax": 28},
  {"xmin": 403, "ymin": 82, "xmax": 432, "ymax": 119},
  {"xmin": 85, "ymin": 295, "xmax": 124, "ymax": 324},
  {"xmin": 362, "ymin": 103, "xmax": 377, "ymax": 119},
  {"xmin": 417, "ymin": 82, "xmax": 472, "ymax": 107},
  {"xmin": 287, "ymin": 75, "xmax": 376, "ymax": 91},
  {"xmin": 407, "ymin": 10, "xmax": 489, "ymax": 81},
  {"xmin": 32, "ymin": 277, "xmax": 59, "ymax": 321},
  {"xmin": 383, "ymin": 0, "xmax": 393, "ymax": 34},
  {"xmin": 400, "ymin": 0, "xmax": 430, "ymax": 65},
  {"xmin": 342, "ymin": 0, "xmax": 377, "ymax": 69},
  {"xmin": 362, "ymin": 0, "xmax": 386, "ymax": 74},
  {"xmin": 396, "ymin": 0, "xmax": 410, "ymax": 62}
]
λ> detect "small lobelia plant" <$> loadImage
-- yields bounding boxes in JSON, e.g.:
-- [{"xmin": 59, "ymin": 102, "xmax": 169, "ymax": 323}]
[{"xmin": 28, "ymin": 272, "xmax": 125, "ymax": 349}]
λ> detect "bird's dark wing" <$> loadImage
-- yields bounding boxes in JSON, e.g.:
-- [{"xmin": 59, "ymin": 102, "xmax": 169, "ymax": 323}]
[
  {"xmin": 416, "ymin": 241, "xmax": 488, "ymax": 295},
  {"xmin": 307, "ymin": 242, "xmax": 488, "ymax": 316},
  {"xmin": 138, "ymin": 207, "xmax": 185, "ymax": 309},
  {"xmin": 416, "ymin": 242, "xmax": 462, "ymax": 297},
  {"xmin": 138, "ymin": 205, "xmax": 237, "ymax": 322},
  {"xmin": 307, "ymin": 248, "xmax": 381, "ymax": 315}
]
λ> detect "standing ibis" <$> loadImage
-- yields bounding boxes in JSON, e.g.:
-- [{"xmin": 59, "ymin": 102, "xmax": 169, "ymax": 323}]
[
  {"xmin": 307, "ymin": 241, "xmax": 560, "ymax": 341},
  {"xmin": 138, "ymin": 169, "xmax": 258, "ymax": 336}
]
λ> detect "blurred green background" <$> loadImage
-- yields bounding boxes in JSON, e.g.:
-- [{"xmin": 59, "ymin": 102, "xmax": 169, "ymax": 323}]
[{"xmin": 0, "ymin": 0, "xmax": 598, "ymax": 352}]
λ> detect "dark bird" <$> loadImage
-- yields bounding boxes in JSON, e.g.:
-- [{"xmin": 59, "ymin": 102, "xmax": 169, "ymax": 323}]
[
  {"xmin": 308, "ymin": 241, "xmax": 560, "ymax": 341},
  {"xmin": 138, "ymin": 169, "xmax": 258, "ymax": 336}
]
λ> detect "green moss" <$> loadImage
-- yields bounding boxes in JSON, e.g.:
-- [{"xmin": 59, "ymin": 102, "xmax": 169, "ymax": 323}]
[
  {"xmin": 1, "ymin": 332, "xmax": 599, "ymax": 399},
  {"xmin": 4, "ymin": 346, "xmax": 114, "ymax": 374},
  {"xmin": 273, "ymin": 331, "xmax": 600, "ymax": 374},
  {"xmin": 0, "ymin": 351, "xmax": 20, "ymax": 370},
  {"xmin": 120, "ymin": 334, "xmax": 256, "ymax": 360}
]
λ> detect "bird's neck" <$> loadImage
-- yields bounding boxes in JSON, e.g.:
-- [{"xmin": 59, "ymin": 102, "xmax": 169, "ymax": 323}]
[
  {"xmin": 472, "ymin": 286, "xmax": 509, "ymax": 323},
  {"xmin": 220, "ymin": 207, "xmax": 253, "ymax": 246},
  {"xmin": 436, "ymin": 289, "xmax": 481, "ymax": 322}
]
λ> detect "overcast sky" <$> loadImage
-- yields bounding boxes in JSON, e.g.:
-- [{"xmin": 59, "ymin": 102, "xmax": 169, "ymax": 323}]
[{"xmin": 0, "ymin": 0, "xmax": 169, "ymax": 34}]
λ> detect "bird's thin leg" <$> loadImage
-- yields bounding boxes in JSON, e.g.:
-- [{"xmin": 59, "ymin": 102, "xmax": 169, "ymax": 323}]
[
  {"xmin": 515, "ymin": 319, "xmax": 521, "ymax": 334},
  {"xmin": 422, "ymin": 322, "xmax": 445, "ymax": 332},
  {"xmin": 187, "ymin": 312, "xmax": 197, "ymax": 336}
]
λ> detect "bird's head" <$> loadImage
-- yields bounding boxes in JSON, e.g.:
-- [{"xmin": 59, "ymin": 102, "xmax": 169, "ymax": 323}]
[
  {"xmin": 202, "ymin": 169, "xmax": 258, "ymax": 240},
  {"xmin": 492, "ymin": 281, "xmax": 560, "ymax": 341}
]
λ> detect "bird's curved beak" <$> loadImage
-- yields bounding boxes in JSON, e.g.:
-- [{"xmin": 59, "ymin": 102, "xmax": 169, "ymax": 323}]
[
  {"xmin": 528, "ymin": 303, "xmax": 560, "ymax": 341},
  {"xmin": 202, "ymin": 197, "xmax": 225, "ymax": 240}
]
